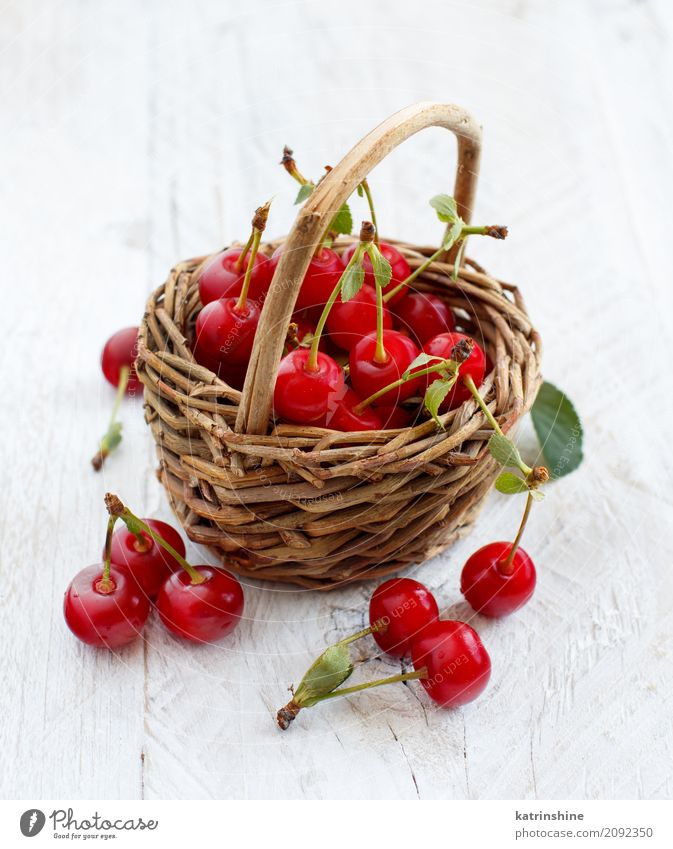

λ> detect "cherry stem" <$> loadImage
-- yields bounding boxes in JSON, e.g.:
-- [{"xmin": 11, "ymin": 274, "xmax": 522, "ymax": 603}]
[
  {"xmin": 373, "ymin": 269, "xmax": 388, "ymax": 364},
  {"xmin": 353, "ymin": 357, "xmax": 459, "ymax": 414},
  {"xmin": 91, "ymin": 365, "xmax": 130, "ymax": 471},
  {"xmin": 313, "ymin": 667, "xmax": 428, "ymax": 704},
  {"xmin": 307, "ymin": 244, "xmax": 363, "ymax": 371},
  {"xmin": 235, "ymin": 228, "xmax": 261, "ymax": 313},
  {"xmin": 97, "ymin": 515, "xmax": 118, "ymax": 593},
  {"xmin": 233, "ymin": 231, "xmax": 254, "ymax": 274},
  {"xmin": 281, "ymin": 146, "xmax": 310, "ymax": 186},
  {"xmin": 360, "ymin": 178, "xmax": 379, "ymax": 245},
  {"xmin": 383, "ymin": 224, "xmax": 507, "ymax": 303},
  {"xmin": 104, "ymin": 493, "xmax": 205, "ymax": 585},
  {"xmin": 500, "ymin": 491, "xmax": 534, "ymax": 574},
  {"xmin": 336, "ymin": 620, "xmax": 388, "ymax": 647}
]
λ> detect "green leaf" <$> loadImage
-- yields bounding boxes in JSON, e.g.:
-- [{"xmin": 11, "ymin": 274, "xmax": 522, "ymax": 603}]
[
  {"xmin": 530, "ymin": 380, "xmax": 583, "ymax": 478},
  {"xmin": 495, "ymin": 472, "xmax": 529, "ymax": 495},
  {"xmin": 488, "ymin": 431, "xmax": 523, "ymax": 468},
  {"xmin": 356, "ymin": 184, "xmax": 364, "ymax": 197},
  {"xmin": 424, "ymin": 378, "xmax": 455, "ymax": 428},
  {"xmin": 293, "ymin": 643, "xmax": 354, "ymax": 708},
  {"xmin": 430, "ymin": 194, "xmax": 458, "ymax": 223},
  {"xmin": 329, "ymin": 202, "xmax": 353, "ymax": 236},
  {"xmin": 366, "ymin": 244, "xmax": 392, "ymax": 290},
  {"xmin": 530, "ymin": 489, "xmax": 545, "ymax": 501},
  {"xmin": 403, "ymin": 351, "xmax": 444, "ymax": 377},
  {"xmin": 442, "ymin": 217, "xmax": 464, "ymax": 252},
  {"xmin": 294, "ymin": 183, "xmax": 314, "ymax": 205},
  {"xmin": 340, "ymin": 260, "xmax": 365, "ymax": 302},
  {"xmin": 452, "ymin": 239, "xmax": 467, "ymax": 281}
]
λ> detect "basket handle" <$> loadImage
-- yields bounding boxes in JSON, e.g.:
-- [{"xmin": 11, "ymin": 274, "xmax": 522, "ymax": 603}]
[{"xmin": 236, "ymin": 101, "xmax": 482, "ymax": 435}]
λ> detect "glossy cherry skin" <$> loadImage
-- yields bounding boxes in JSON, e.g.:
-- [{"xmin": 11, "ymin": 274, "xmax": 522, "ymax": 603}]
[
  {"xmin": 101, "ymin": 327, "xmax": 141, "ymax": 394},
  {"xmin": 394, "ymin": 293, "xmax": 455, "ymax": 345},
  {"xmin": 157, "ymin": 566, "xmax": 244, "ymax": 643},
  {"xmin": 273, "ymin": 348, "xmax": 346, "ymax": 426},
  {"xmin": 350, "ymin": 330, "xmax": 421, "ymax": 407},
  {"xmin": 411, "ymin": 620, "xmax": 491, "ymax": 707},
  {"xmin": 422, "ymin": 332, "xmax": 487, "ymax": 410},
  {"xmin": 460, "ymin": 542, "xmax": 536, "ymax": 617},
  {"xmin": 378, "ymin": 405, "xmax": 415, "ymax": 429},
  {"xmin": 106, "ymin": 519, "xmax": 186, "ymax": 599},
  {"xmin": 342, "ymin": 242, "xmax": 411, "ymax": 305},
  {"xmin": 193, "ymin": 297, "xmax": 261, "ymax": 371},
  {"xmin": 326, "ymin": 388, "xmax": 383, "ymax": 432},
  {"xmin": 326, "ymin": 285, "xmax": 393, "ymax": 351},
  {"xmin": 198, "ymin": 247, "xmax": 272, "ymax": 306},
  {"xmin": 271, "ymin": 247, "xmax": 344, "ymax": 313},
  {"xmin": 64, "ymin": 564, "xmax": 150, "ymax": 648},
  {"xmin": 369, "ymin": 578, "xmax": 439, "ymax": 657}
]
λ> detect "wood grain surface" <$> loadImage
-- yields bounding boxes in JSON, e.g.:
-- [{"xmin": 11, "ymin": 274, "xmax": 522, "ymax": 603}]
[{"xmin": 1, "ymin": 0, "xmax": 671, "ymax": 800}]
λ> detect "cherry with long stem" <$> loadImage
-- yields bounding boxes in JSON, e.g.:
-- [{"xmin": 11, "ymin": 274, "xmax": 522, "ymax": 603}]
[
  {"xmin": 104, "ymin": 493, "xmax": 205, "ymax": 585},
  {"xmin": 91, "ymin": 365, "xmax": 130, "ymax": 471},
  {"xmin": 97, "ymin": 514, "xmax": 119, "ymax": 594}
]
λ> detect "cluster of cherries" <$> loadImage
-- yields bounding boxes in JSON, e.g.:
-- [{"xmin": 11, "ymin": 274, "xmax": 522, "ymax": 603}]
[
  {"xmin": 190, "ymin": 149, "xmax": 505, "ymax": 431},
  {"xmin": 63, "ymin": 494, "xmax": 243, "ymax": 649},
  {"xmin": 277, "ymin": 526, "xmax": 537, "ymax": 728}
]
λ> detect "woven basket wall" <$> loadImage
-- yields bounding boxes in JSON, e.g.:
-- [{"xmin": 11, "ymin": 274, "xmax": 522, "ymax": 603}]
[{"xmin": 135, "ymin": 103, "xmax": 542, "ymax": 589}]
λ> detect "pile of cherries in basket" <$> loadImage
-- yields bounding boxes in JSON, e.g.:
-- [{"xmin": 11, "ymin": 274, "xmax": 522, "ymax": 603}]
[{"xmin": 190, "ymin": 149, "xmax": 509, "ymax": 432}]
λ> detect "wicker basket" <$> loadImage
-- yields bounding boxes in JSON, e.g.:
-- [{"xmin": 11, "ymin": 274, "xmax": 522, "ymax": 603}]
[{"xmin": 136, "ymin": 102, "xmax": 542, "ymax": 589}]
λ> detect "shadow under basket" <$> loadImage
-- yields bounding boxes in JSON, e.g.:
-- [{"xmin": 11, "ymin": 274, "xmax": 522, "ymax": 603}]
[{"xmin": 136, "ymin": 103, "xmax": 542, "ymax": 589}]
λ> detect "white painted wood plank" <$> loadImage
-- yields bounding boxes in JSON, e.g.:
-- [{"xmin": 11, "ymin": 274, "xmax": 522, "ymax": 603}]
[{"xmin": 1, "ymin": 0, "xmax": 671, "ymax": 801}]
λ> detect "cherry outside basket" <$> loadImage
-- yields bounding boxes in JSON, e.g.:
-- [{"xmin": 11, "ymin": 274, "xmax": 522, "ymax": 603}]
[{"xmin": 136, "ymin": 102, "xmax": 542, "ymax": 589}]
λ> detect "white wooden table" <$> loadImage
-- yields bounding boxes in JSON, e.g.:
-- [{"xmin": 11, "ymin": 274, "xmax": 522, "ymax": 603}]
[{"xmin": 2, "ymin": 0, "xmax": 672, "ymax": 800}]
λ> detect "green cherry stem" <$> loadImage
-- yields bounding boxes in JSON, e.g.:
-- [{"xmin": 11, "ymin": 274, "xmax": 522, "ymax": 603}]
[
  {"xmin": 359, "ymin": 178, "xmax": 379, "ymax": 245},
  {"xmin": 306, "ymin": 224, "xmax": 373, "ymax": 371},
  {"xmin": 281, "ymin": 145, "xmax": 311, "ymax": 186},
  {"xmin": 233, "ymin": 231, "xmax": 254, "ymax": 274},
  {"xmin": 96, "ymin": 515, "xmax": 119, "ymax": 594},
  {"xmin": 500, "ymin": 491, "xmax": 534, "ymax": 575},
  {"xmin": 104, "ymin": 493, "xmax": 205, "ymax": 585},
  {"xmin": 383, "ymin": 224, "xmax": 508, "ymax": 303},
  {"xmin": 312, "ymin": 667, "xmax": 428, "ymax": 704},
  {"xmin": 373, "ymin": 269, "xmax": 388, "ymax": 364},
  {"xmin": 353, "ymin": 357, "xmax": 459, "ymax": 414},
  {"xmin": 91, "ymin": 365, "xmax": 130, "ymax": 471},
  {"xmin": 235, "ymin": 201, "xmax": 270, "ymax": 313}
]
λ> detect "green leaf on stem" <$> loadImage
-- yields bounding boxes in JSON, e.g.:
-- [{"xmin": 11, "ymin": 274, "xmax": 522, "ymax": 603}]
[
  {"xmin": 495, "ymin": 471, "xmax": 529, "ymax": 495},
  {"xmin": 424, "ymin": 378, "xmax": 454, "ymax": 428},
  {"xmin": 443, "ymin": 218, "xmax": 464, "ymax": 252},
  {"xmin": 367, "ymin": 244, "xmax": 392, "ymax": 290},
  {"xmin": 356, "ymin": 184, "xmax": 364, "ymax": 197},
  {"xmin": 329, "ymin": 202, "xmax": 353, "ymax": 236},
  {"xmin": 488, "ymin": 431, "xmax": 524, "ymax": 468},
  {"xmin": 294, "ymin": 183, "xmax": 314, "ymax": 205},
  {"xmin": 293, "ymin": 643, "xmax": 354, "ymax": 708},
  {"xmin": 430, "ymin": 194, "xmax": 458, "ymax": 223},
  {"xmin": 340, "ymin": 261, "xmax": 365, "ymax": 302},
  {"xmin": 530, "ymin": 380, "xmax": 583, "ymax": 478},
  {"xmin": 403, "ymin": 352, "xmax": 444, "ymax": 377}
]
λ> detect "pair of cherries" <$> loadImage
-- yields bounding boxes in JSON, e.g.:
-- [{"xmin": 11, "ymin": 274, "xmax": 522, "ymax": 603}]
[
  {"xmin": 367, "ymin": 548, "xmax": 536, "ymax": 706},
  {"xmin": 63, "ymin": 503, "xmax": 244, "ymax": 649}
]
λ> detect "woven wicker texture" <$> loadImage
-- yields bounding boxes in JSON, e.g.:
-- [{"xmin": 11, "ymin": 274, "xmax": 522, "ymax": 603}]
[{"xmin": 136, "ymin": 104, "xmax": 542, "ymax": 588}]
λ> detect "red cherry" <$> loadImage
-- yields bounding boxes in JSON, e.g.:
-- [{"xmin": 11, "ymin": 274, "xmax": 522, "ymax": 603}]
[
  {"xmin": 394, "ymin": 293, "xmax": 455, "ymax": 345},
  {"xmin": 378, "ymin": 405, "xmax": 415, "ymax": 429},
  {"xmin": 193, "ymin": 297, "xmax": 261, "ymax": 371},
  {"xmin": 272, "ymin": 247, "xmax": 344, "ymax": 313},
  {"xmin": 422, "ymin": 332, "xmax": 486, "ymax": 410},
  {"xmin": 369, "ymin": 578, "xmax": 439, "ymax": 657},
  {"xmin": 349, "ymin": 330, "xmax": 421, "ymax": 407},
  {"xmin": 64, "ymin": 564, "xmax": 150, "ymax": 648},
  {"xmin": 326, "ymin": 285, "xmax": 393, "ymax": 351},
  {"xmin": 273, "ymin": 348, "xmax": 345, "ymax": 426},
  {"xmin": 198, "ymin": 247, "xmax": 272, "ymax": 306},
  {"xmin": 411, "ymin": 620, "xmax": 491, "ymax": 707},
  {"xmin": 460, "ymin": 542, "xmax": 536, "ymax": 617},
  {"xmin": 327, "ymin": 388, "xmax": 382, "ymax": 432},
  {"xmin": 101, "ymin": 327, "xmax": 141, "ymax": 394},
  {"xmin": 342, "ymin": 242, "xmax": 411, "ymax": 305},
  {"xmin": 157, "ymin": 566, "xmax": 244, "ymax": 643},
  {"xmin": 106, "ymin": 519, "xmax": 186, "ymax": 599}
]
